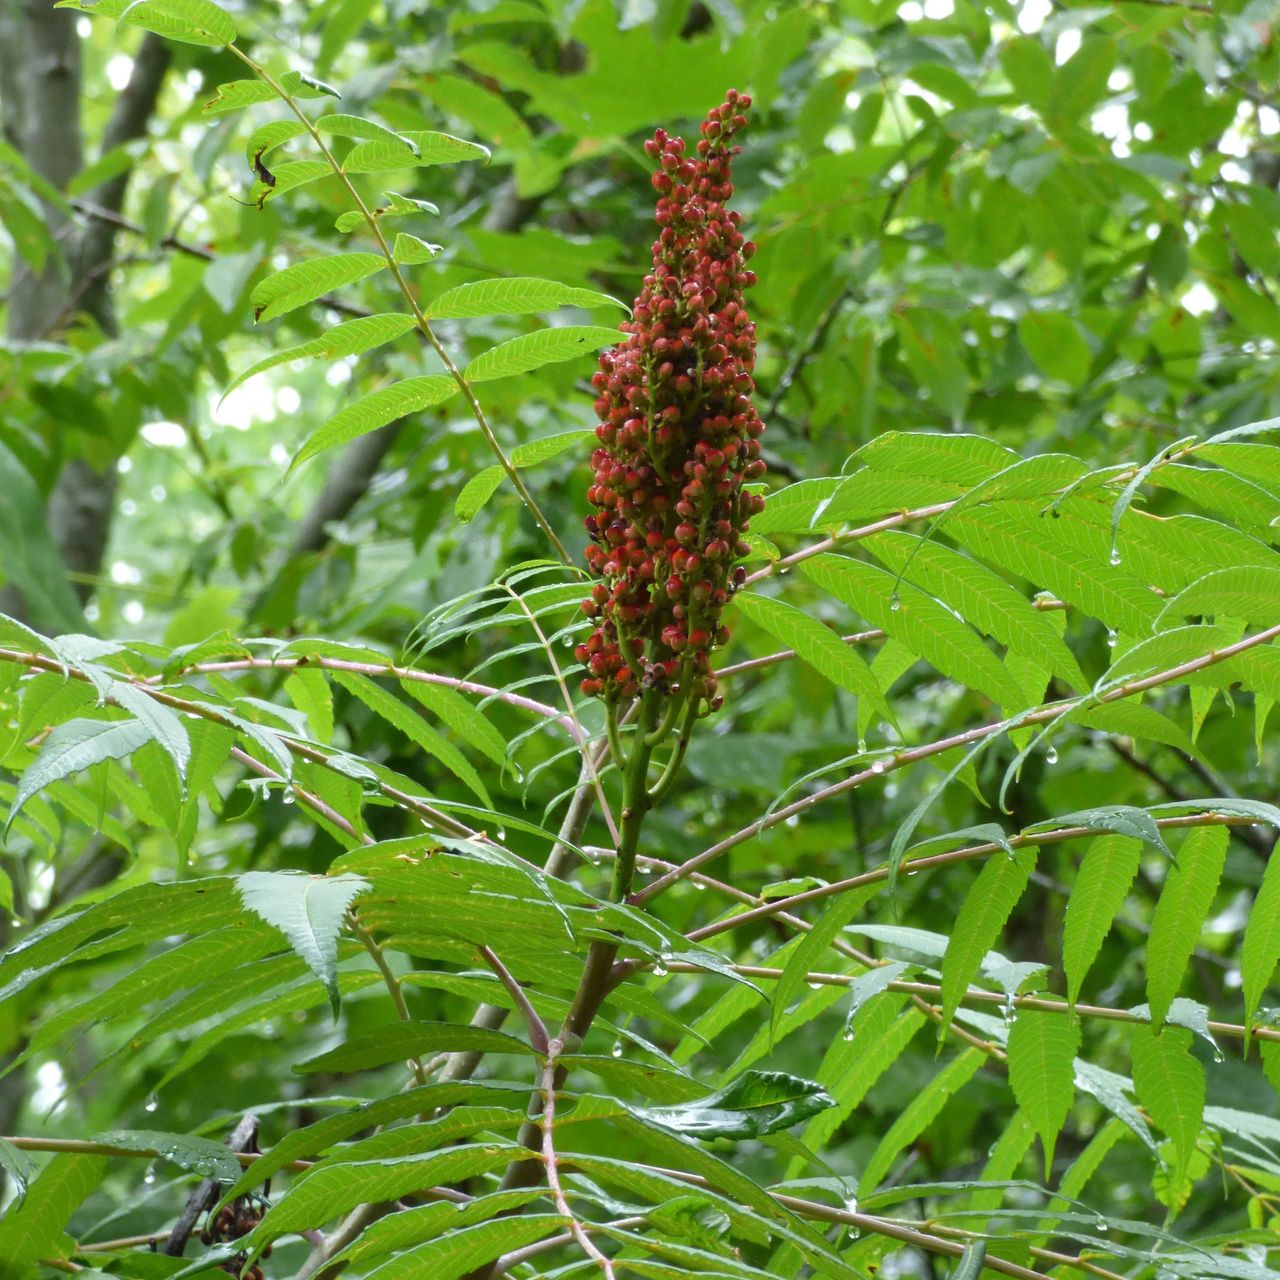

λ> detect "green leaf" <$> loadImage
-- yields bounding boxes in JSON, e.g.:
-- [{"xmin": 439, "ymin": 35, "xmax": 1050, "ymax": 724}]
[
  {"xmin": 203, "ymin": 79, "xmax": 276, "ymax": 115},
  {"xmin": 296, "ymin": 1021, "xmax": 535, "ymax": 1074},
  {"xmin": 222, "ymin": 312, "xmax": 417, "ymax": 401},
  {"xmin": 0, "ymin": 444, "xmax": 85, "ymax": 635},
  {"xmin": 352, "ymin": 1217, "xmax": 564, "ymax": 1280},
  {"xmin": 1159, "ymin": 566, "xmax": 1280, "ymax": 629},
  {"xmin": 800, "ymin": 553, "xmax": 1025, "ymax": 707},
  {"xmin": 1130, "ymin": 1026, "xmax": 1204, "ymax": 1193},
  {"xmin": 91, "ymin": 1130, "xmax": 243, "ymax": 1181},
  {"xmin": 628, "ymin": 1071, "xmax": 834, "ymax": 1141},
  {"xmin": 953, "ymin": 1242, "xmax": 988, "ymax": 1280},
  {"xmin": 244, "ymin": 118, "xmax": 306, "ymax": 161},
  {"xmin": 235, "ymin": 870, "xmax": 370, "ymax": 1017},
  {"xmin": 398, "ymin": 130, "xmax": 492, "ymax": 165},
  {"xmin": 8, "ymin": 717, "xmax": 150, "ymax": 831},
  {"xmin": 425, "ymin": 276, "xmax": 626, "ymax": 320},
  {"xmin": 120, "ymin": 0, "xmax": 237, "ymax": 45},
  {"xmin": 940, "ymin": 849, "xmax": 1035, "ymax": 1035},
  {"xmin": 290, "ymin": 375, "xmax": 459, "ymax": 471},
  {"xmin": 1008, "ymin": 1008, "xmax": 1081, "ymax": 1173},
  {"xmin": 463, "ymin": 324, "xmax": 619, "ymax": 383},
  {"xmin": 331, "ymin": 670, "xmax": 492, "ymax": 804},
  {"xmin": 1146, "ymin": 825, "xmax": 1228, "ymax": 1027},
  {"xmin": 247, "ymin": 1146, "xmax": 517, "ymax": 1247},
  {"xmin": 1063, "ymin": 836, "xmax": 1142, "ymax": 1004},
  {"xmin": 315, "ymin": 113, "xmax": 408, "ymax": 143},
  {"xmin": 455, "ymin": 466, "xmax": 503, "ymax": 522},
  {"xmin": 398, "ymin": 680, "xmax": 506, "ymax": 768},
  {"xmin": 1242, "ymin": 836, "xmax": 1280, "ymax": 1047},
  {"xmin": 771, "ymin": 885, "xmax": 877, "ymax": 1043},
  {"xmin": 733, "ymin": 592, "xmax": 892, "ymax": 727},
  {"xmin": 0, "ymin": 1137, "xmax": 36, "ymax": 1209},
  {"xmin": 108, "ymin": 681, "xmax": 191, "ymax": 783},
  {"xmin": 250, "ymin": 252, "xmax": 386, "ymax": 323},
  {"xmin": 1026, "ymin": 806, "xmax": 1171, "ymax": 860},
  {"xmin": 857, "ymin": 1049, "xmax": 985, "ymax": 1192},
  {"xmin": 1018, "ymin": 312, "xmax": 1092, "ymax": 387},
  {"xmin": 392, "ymin": 232, "xmax": 441, "ymax": 263},
  {"xmin": 0, "ymin": 1154, "xmax": 107, "ymax": 1271}
]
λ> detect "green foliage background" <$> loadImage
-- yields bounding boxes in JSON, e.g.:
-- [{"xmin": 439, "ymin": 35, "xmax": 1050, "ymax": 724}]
[{"xmin": 1, "ymin": 0, "xmax": 1280, "ymax": 1277}]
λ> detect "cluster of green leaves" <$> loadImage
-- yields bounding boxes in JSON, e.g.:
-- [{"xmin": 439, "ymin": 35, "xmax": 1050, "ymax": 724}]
[{"xmin": 2, "ymin": 1, "xmax": 1280, "ymax": 1279}]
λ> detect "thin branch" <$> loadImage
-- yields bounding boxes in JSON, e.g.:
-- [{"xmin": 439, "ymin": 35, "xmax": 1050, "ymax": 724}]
[
  {"xmin": 634, "ymin": 621, "xmax": 1280, "ymax": 904},
  {"xmin": 350, "ymin": 913, "xmax": 429, "ymax": 1086},
  {"xmin": 685, "ymin": 810, "xmax": 1264, "ymax": 943},
  {"xmin": 478, "ymin": 945, "xmax": 548, "ymax": 1056}
]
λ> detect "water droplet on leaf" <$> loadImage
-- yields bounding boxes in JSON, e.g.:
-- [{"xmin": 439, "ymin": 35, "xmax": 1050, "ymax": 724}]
[
  {"xmin": 611, "ymin": 1040, "xmax": 624, "ymax": 1058},
  {"xmin": 1109, "ymin": 549, "xmax": 1122, "ymax": 567},
  {"xmin": 1046, "ymin": 746, "xmax": 1059, "ymax": 765},
  {"xmin": 1106, "ymin": 629, "xmax": 1117, "ymax": 648},
  {"xmin": 889, "ymin": 594, "xmax": 901, "ymax": 612}
]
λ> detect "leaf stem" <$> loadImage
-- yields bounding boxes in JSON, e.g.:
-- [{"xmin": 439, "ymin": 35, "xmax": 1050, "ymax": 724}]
[
  {"xmin": 347, "ymin": 911, "xmax": 429, "ymax": 1087},
  {"xmin": 226, "ymin": 46, "xmax": 571, "ymax": 565}
]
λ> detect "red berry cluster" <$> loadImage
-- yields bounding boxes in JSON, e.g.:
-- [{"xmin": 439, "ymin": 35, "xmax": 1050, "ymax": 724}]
[{"xmin": 578, "ymin": 90, "xmax": 766, "ymax": 712}]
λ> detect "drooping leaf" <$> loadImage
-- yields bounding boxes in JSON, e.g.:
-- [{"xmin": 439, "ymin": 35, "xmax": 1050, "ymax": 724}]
[
  {"xmin": 91, "ymin": 1130, "xmax": 243, "ymax": 1182},
  {"xmin": 1130, "ymin": 1027, "xmax": 1204, "ymax": 1195},
  {"xmin": 1146, "ymin": 825, "xmax": 1228, "ymax": 1027},
  {"xmin": 8, "ymin": 717, "xmax": 150, "ymax": 830},
  {"xmin": 1062, "ymin": 835, "xmax": 1143, "ymax": 1004},
  {"xmin": 1242, "ymin": 835, "xmax": 1280, "ymax": 1047},
  {"xmin": 939, "ymin": 849, "xmax": 1035, "ymax": 1034},
  {"xmin": 628, "ymin": 1071, "xmax": 834, "ymax": 1141},
  {"xmin": 235, "ymin": 870, "xmax": 370, "ymax": 1017},
  {"xmin": 295, "ymin": 1021, "xmax": 535, "ymax": 1074},
  {"xmin": 1008, "ymin": 1008, "xmax": 1081, "ymax": 1173}
]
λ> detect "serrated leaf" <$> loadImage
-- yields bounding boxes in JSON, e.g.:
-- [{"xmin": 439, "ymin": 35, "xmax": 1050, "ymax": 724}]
[
  {"xmin": 1008, "ymin": 1008, "xmax": 1081, "ymax": 1173},
  {"xmin": 1027, "ymin": 805, "xmax": 1171, "ymax": 860},
  {"xmin": 771, "ymin": 885, "xmax": 877, "ymax": 1043},
  {"xmin": 733, "ymin": 592, "xmax": 892, "ymax": 727},
  {"xmin": 1063, "ymin": 835, "xmax": 1142, "ymax": 1004},
  {"xmin": 245, "ymin": 118, "xmax": 306, "ymax": 163},
  {"xmin": 353, "ymin": 1216, "xmax": 563, "ymax": 1280},
  {"xmin": 315, "ymin": 113, "xmax": 408, "ymax": 143},
  {"xmin": 120, "ymin": 0, "xmax": 236, "ymax": 45},
  {"xmin": 463, "ymin": 324, "xmax": 619, "ymax": 383},
  {"xmin": 1146, "ymin": 825, "xmax": 1228, "ymax": 1027},
  {"xmin": 392, "ymin": 232, "xmax": 441, "ymax": 263},
  {"xmin": 1159, "ymin": 566, "xmax": 1280, "ymax": 629},
  {"xmin": 222, "ymin": 312, "xmax": 417, "ymax": 402},
  {"xmin": 857, "ymin": 1049, "xmax": 985, "ymax": 1192},
  {"xmin": 398, "ymin": 680, "xmax": 506, "ymax": 768},
  {"xmin": 235, "ymin": 871, "xmax": 369, "ymax": 1017},
  {"xmin": 0, "ymin": 1154, "xmax": 107, "ymax": 1269},
  {"xmin": 8, "ymin": 717, "xmax": 150, "ymax": 831},
  {"xmin": 92, "ymin": 1130, "xmax": 243, "ymax": 1181},
  {"xmin": 398, "ymin": 130, "xmax": 491, "ymax": 165},
  {"xmin": 296, "ymin": 1021, "xmax": 534, "ymax": 1074},
  {"xmin": 1242, "ymin": 836, "xmax": 1280, "ymax": 1048},
  {"xmin": 203, "ymin": 79, "xmax": 276, "ymax": 115},
  {"xmin": 250, "ymin": 252, "xmax": 386, "ymax": 323},
  {"xmin": 1130, "ymin": 1026, "xmax": 1204, "ymax": 1193},
  {"xmin": 940, "ymin": 849, "xmax": 1035, "ymax": 1034},
  {"xmin": 629, "ymin": 1071, "xmax": 833, "ymax": 1141},
  {"xmin": 425, "ymin": 276, "xmax": 626, "ymax": 320},
  {"xmin": 455, "ymin": 466, "xmax": 503, "ymax": 522},
  {"xmin": 290, "ymin": 375, "xmax": 458, "ymax": 471},
  {"xmin": 801, "ymin": 554, "xmax": 1024, "ymax": 707},
  {"xmin": 108, "ymin": 681, "xmax": 190, "ymax": 782},
  {"xmin": 246, "ymin": 1146, "xmax": 517, "ymax": 1247},
  {"xmin": 250, "ymin": 159, "xmax": 332, "ymax": 206}
]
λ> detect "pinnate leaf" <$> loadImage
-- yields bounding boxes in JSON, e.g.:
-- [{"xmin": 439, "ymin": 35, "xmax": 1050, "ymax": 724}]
[
  {"xmin": 426, "ymin": 276, "xmax": 625, "ymax": 319},
  {"xmin": 251, "ymin": 252, "xmax": 386, "ymax": 323},
  {"xmin": 1063, "ymin": 835, "xmax": 1142, "ymax": 1004}
]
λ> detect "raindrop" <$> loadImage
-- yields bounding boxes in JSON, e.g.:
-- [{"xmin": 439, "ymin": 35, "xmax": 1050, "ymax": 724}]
[
  {"xmin": 1106, "ymin": 629, "xmax": 1117, "ymax": 648},
  {"xmin": 806, "ymin": 980, "xmax": 823, "ymax": 991},
  {"xmin": 857, "ymin": 738, "xmax": 868, "ymax": 754},
  {"xmin": 1094, "ymin": 1217, "xmax": 1110, "ymax": 1234},
  {"xmin": 654, "ymin": 951, "xmax": 671, "ymax": 977},
  {"xmin": 842, "ymin": 1028, "xmax": 855, "ymax": 1043},
  {"xmin": 281, "ymin": 791, "xmax": 295, "ymax": 806},
  {"xmin": 844, "ymin": 1195, "xmax": 859, "ymax": 1215},
  {"xmin": 1109, "ymin": 549, "xmax": 1122, "ymax": 567},
  {"xmin": 611, "ymin": 1040, "xmax": 624, "ymax": 1058},
  {"xmin": 495, "ymin": 828, "xmax": 507, "ymax": 841},
  {"xmin": 869, "ymin": 760, "xmax": 887, "ymax": 775},
  {"xmin": 144, "ymin": 1094, "xmax": 159, "ymax": 1113},
  {"xmin": 1003, "ymin": 992, "xmax": 1017, "ymax": 1023},
  {"xmin": 1212, "ymin": 1045, "xmax": 1225, "ymax": 1063},
  {"xmin": 143, "ymin": 1168, "xmax": 156, "ymax": 1186},
  {"xmin": 694, "ymin": 880, "xmax": 707, "ymax": 891},
  {"xmin": 1045, "ymin": 746, "xmax": 1059, "ymax": 765},
  {"xmin": 889, "ymin": 594, "xmax": 901, "ymax": 612}
]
